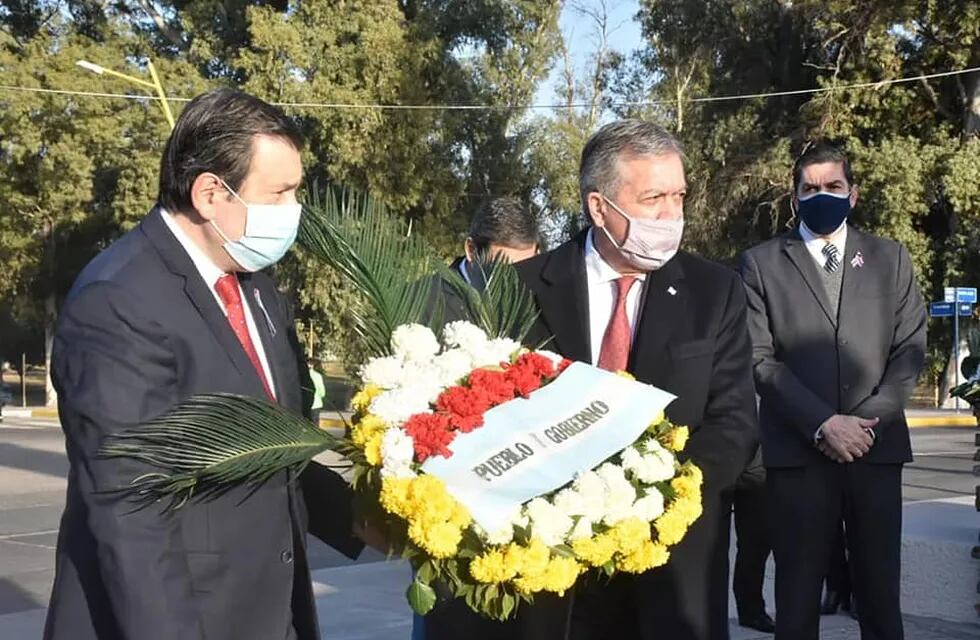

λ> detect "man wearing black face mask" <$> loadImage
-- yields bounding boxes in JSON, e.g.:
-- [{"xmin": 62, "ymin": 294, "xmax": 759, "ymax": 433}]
[
  {"xmin": 514, "ymin": 119, "xmax": 758, "ymax": 640},
  {"xmin": 740, "ymin": 141, "xmax": 926, "ymax": 640}
]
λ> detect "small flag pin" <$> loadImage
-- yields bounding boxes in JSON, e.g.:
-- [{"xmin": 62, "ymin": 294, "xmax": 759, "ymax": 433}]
[
  {"xmin": 850, "ymin": 251, "xmax": 864, "ymax": 269},
  {"xmin": 667, "ymin": 286, "xmax": 677, "ymax": 296}
]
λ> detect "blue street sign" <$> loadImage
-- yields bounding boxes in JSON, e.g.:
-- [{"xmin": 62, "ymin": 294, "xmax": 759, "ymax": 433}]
[
  {"xmin": 930, "ymin": 302, "xmax": 954, "ymax": 317},
  {"xmin": 957, "ymin": 287, "xmax": 978, "ymax": 303},
  {"xmin": 959, "ymin": 302, "xmax": 974, "ymax": 316}
]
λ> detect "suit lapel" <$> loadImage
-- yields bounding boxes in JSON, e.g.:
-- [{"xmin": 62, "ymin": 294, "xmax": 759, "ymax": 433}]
[
  {"xmin": 535, "ymin": 234, "xmax": 591, "ymax": 363},
  {"xmin": 838, "ymin": 226, "xmax": 869, "ymax": 314},
  {"xmin": 242, "ymin": 275, "xmax": 289, "ymax": 405},
  {"xmin": 139, "ymin": 209, "xmax": 269, "ymax": 395},
  {"xmin": 629, "ymin": 257, "xmax": 686, "ymax": 375},
  {"xmin": 782, "ymin": 231, "xmax": 837, "ymax": 326}
]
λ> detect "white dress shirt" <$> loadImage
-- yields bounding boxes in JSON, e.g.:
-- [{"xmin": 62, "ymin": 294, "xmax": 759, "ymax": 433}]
[
  {"xmin": 584, "ymin": 229, "xmax": 647, "ymax": 365},
  {"xmin": 799, "ymin": 220, "xmax": 848, "ymax": 269},
  {"xmin": 159, "ymin": 209, "xmax": 277, "ymax": 398}
]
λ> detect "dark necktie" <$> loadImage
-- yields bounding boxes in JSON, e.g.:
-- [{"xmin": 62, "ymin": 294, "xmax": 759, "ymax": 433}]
[{"xmin": 822, "ymin": 243, "xmax": 840, "ymax": 273}]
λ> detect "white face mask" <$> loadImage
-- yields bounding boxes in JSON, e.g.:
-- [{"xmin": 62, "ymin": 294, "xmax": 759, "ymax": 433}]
[
  {"xmin": 210, "ymin": 177, "xmax": 302, "ymax": 272},
  {"xmin": 599, "ymin": 195, "xmax": 684, "ymax": 271}
]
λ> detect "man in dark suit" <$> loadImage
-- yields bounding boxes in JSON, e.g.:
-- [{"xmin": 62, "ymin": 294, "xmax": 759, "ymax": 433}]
[
  {"xmin": 740, "ymin": 141, "xmax": 926, "ymax": 640},
  {"xmin": 435, "ymin": 197, "xmax": 540, "ymax": 325},
  {"xmin": 730, "ymin": 447, "xmax": 775, "ymax": 633},
  {"xmin": 515, "ymin": 119, "xmax": 758, "ymax": 640},
  {"xmin": 44, "ymin": 89, "xmax": 365, "ymax": 640}
]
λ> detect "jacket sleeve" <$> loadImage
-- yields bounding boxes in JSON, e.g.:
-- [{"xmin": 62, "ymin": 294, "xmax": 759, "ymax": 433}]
[
  {"xmin": 740, "ymin": 250, "xmax": 836, "ymax": 442},
  {"xmin": 276, "ymin": 286, "xmax": 364, "ymax": 559},
  {"xmin": 848, "ymin": 245, "xmax": 927, "ymax": 435},
  {"xmin": 682, "ymin": 271, "xmax": 759, "ymax": 491},
  {"xmin": 52, "ymin": 282, "xmax": 205, "ymax": 640}
]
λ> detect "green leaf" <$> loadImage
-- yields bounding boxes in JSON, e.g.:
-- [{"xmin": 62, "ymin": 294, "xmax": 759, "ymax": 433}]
[
  {"xmin": 99, "ymin": 393, "xmax": 336, "ymax": 510},
  {"xmin": 406, "ymin": 578, "xmax": 437, "ymax": 615},
  {"xmin": 500, "ymin": 592, "xmax": 517, "ymax": 620},
  {"xmin": 551, "ymin": 543, "xmax": 576, "ymax": 558},
  {"xmin": 417, "ymin": 559, "xmax": 437, "ymax": 584}
]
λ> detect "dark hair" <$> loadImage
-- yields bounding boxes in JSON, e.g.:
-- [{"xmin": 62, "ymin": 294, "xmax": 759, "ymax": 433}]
[
  {"xmin": 792, "ymin": 140, "xmax": 854, "ymax": 192},
  {"xmin": 469, "ymin": 197, "xmax": 539, "ymax": 251},
  {"xmin": 158, "ymin": 88, "xmax": 303, "ymax": 214}
]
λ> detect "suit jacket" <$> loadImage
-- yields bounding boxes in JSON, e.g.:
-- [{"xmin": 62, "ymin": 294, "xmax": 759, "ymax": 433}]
[
  {"xmin": 740, "ymin": 225, "xmax": 926, "ymax": 468},
  {"xmin": 517, "ymin": 230, "xmax": 757, "ymax": 498},
  {"xmin": 44, "ymin": 209, "xmax": 361, "ymax": 640}
]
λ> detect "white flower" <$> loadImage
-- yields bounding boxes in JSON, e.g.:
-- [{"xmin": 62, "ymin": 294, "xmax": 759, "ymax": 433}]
[
  {"xmin": 596, "ymin": 463, "xmax": 637, "ymax": 526},
  {"xmin": 525, "ymin": 497, "xmax": 573, "ymax": 546},
  {"xmin": 391, "ymin": 324, "xmax": 441, "ymax": 362},
  {"xmin": 442, "ymin": 321, "xmax": 489, "ymax": 350},
  {"xmin": 571, "ymin": 471, "xmax": 608, "ymax": 523},
  {"xmin": 380, "ymin": 428, "xmax": 416, "ymax": 479},
  {"xmin": 368, "ymin": 388, "xmax": 431, "ymax": 426},
  {"xmin": 360, "ymin": 355, "xmax": 405, "ymax": 390},
  {"xmin": 432, "ymin": 349, "xmax": 474, "ymax": 386},
  {"xmin": 634, "ymin": 440, "xmax": 676, "ymax": 484},
  {"xmin": 632, "ymin": 489, "xmax": 666, "ymax": 521},
  {"xmin": 568, "ymin": 516, "xmax": 596, "ymax": 540},
  {"xmin": 475, "ymin": 507, "xmax": 525, "ymax": 545},
  {"xmin": 552, "ymin": 487, "xmax": 589, "ymax": 518}
]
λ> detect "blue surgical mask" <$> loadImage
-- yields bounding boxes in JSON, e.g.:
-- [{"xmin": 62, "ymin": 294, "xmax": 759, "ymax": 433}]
[
  {"xmin": 797, "ymin": 191, "xmax": 851, "ymax": 236},
  {"xmin": 210, "ymin": 178, "xmax": 302, "ymax": 272}
]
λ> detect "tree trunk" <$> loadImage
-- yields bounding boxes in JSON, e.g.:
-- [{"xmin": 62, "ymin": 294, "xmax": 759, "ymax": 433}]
[{"xmin": 44, "ymin": 293, "xmax": 57, "ymax": 407}]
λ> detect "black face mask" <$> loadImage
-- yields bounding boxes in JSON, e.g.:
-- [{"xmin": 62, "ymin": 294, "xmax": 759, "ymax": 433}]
[{"xmin": 797, "ymin": 191, "xmax": 852, "ymax": 235}]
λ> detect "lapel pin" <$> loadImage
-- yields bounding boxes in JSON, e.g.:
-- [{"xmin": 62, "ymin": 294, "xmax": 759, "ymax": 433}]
[
  {"xmin": 253, "ymin": 289, "xmax": 277, "ymax": 337},
  {"xmin": 850, "ymin": 251, "xmax": 864, "ymax": 269},
  {"xmin": 667, "ymin": 286, "xmax": 677, "ymax": 296}
]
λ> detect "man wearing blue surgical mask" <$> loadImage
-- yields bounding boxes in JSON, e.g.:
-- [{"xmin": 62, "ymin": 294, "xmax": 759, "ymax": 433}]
[
  {"xmin": 44, "ymin": 89, "xmax": 375, "ymax": 640},
  {"xmin": 514, "ymin": 119, "xmax": 758, "ymax": 640},
  {"xmin": 741, "ymin": 141, "xmax": 926, "ymax": 640}
]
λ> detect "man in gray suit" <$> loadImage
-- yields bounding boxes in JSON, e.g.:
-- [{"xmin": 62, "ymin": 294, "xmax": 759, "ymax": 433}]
[{"xmin": 740, "ymin": 141, "xmax": 926, "ymax": 640}]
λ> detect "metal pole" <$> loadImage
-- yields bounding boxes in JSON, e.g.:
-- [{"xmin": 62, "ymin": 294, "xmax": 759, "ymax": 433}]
[
  {"xmin": 954, "ymin": 294, "xmax": 960, "ymax": 412},
  {"xmin": 146, "ymin": 60, "xmax": 175, "ymax": 130},
  {"xmin": 21, "ymin": 353, "xmax": 26, "ymax": 407}
]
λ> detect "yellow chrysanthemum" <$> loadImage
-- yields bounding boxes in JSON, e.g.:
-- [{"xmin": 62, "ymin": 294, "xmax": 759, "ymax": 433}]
[
  {"xmin": 542, "ymin": 556, "xmax": 582, "ymax": 595},
  {"xmin": 670, "ymin": 495, "xmax": 703, "ymax": 527},
  {"xmin": 616, "ymin": 370, "xmax": 636, "ymax": 380},
  {"xmin": 571, "ymin": 533, "xmax": 617, "ymax": 567},
  {"xmin": 379, "ymin": 477, "xmax": 413, "ymax": 516},
  {"xmin": 666, "ymin": 425, "xmax": 689, "ymax": 451},
  {"xmin": 351, "ymin": 383, "xmax": 382, "ymax": 414},
  {"xmin": 654, "ymin": 509, "xmax": 689, "ymax": 546},
  {"xmin": 671, "ymin": 473, "xmax": 700, "ymax": 499},
  {"xmin": 364, "ymin": 432, "xmax": 384, "ymax": 465},
  {"xmin": 449, "ymin": 501, "xmax": 472, "ymax": 529},
  {"xmin": 408, "ymin": 520, "xmax": 462, "ymax": 559},
  {"xmin": 610, "ymin": 518, "xmax": 651, "ymax": 555},
  {"xmin": 470, "ymin": 549, "xmax": 520, "ymax": 584},
  {"xmin": 517, "ymin": 538, "xmax": 551, "ymax": 577},
  {"xmin": 351, "ymin": 413, "xmax": 386, "ymax": 447},
  {"xmin": 616, "ymin": 540, "xmax": 671, "ymax": 574}
]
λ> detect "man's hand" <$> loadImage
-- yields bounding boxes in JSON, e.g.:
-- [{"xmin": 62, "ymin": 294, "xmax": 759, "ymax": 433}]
[
  {"xmin": 353, "ymin": 519, "xmax": 389, "ymax": 553},
  {"xmin": 817, "ymin": 414, "xmax": 878, "ymax": 463}
]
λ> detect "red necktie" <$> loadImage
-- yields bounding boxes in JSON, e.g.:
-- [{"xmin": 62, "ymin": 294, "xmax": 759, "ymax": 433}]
[
  {"xmin": 597, "ymin": 276, "xmax": 637, "ymax": 372},
  {"xmin": 215, "ymin": 274, "xmax": 275, "ymax": 400}
]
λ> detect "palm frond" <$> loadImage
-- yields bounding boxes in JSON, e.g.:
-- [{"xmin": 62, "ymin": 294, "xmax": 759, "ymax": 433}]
[
  {"xmin": 300, "ymin": 186, "xmax": 441, "ymax": 357},
  {"xmin": 100, "ymin": 394, "xmax": 336, "ymax": 511},
  {"xmin": 442, "ymin": 252, "xmax": 539, "ymax": 342}
]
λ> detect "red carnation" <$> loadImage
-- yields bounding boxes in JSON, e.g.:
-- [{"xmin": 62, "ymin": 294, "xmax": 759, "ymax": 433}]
[
  {"xmin": 505, "ymin": 365, "xmax": 544, "ymax": 398},
  {"xmin": 557, "ymin": 358, "xmax": 573, "ymax": 374},
  {"xmin": 435, "ymin": 386, "xmax": 491, "ymax": 432},
  {"xmin": 468, "ymin": 368, "xmax": 518, "ymax": 404},
  {"xmin": 403, "ymin": 413, "xmax": 456, "ymax": 462}
]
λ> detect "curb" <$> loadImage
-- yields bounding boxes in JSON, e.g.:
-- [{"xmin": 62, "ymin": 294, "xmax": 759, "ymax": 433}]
[{"xmin": 907, "ymin": 416, "xmax": 977, "ymax": 428}]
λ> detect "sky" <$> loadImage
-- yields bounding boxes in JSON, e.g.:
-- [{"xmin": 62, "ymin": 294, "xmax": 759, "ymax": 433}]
[{"xmin": 534, "ymin": 0, "xmax": 644, "ymax": 108}]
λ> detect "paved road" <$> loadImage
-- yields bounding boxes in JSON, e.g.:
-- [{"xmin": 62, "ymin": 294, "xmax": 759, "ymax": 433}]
[{"xmin": 1, "ymin": 416, "xmax": 977, "ymax": 638}]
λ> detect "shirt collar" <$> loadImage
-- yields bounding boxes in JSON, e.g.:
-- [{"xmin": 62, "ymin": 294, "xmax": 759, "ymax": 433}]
[
  {"xmin": 458, "ymin": 259, "xmax": 472, "ymax": 285},
  {"xmin": 584, "ymin": 228, "xmax": 647, "ymax": 285},
  {"xmin": 799, "ymin": 220, "xmax": 847, "ymax": 250},
  {"xmin": 159, "ymin": 208, "xmax": 228, "ymax": 288}
]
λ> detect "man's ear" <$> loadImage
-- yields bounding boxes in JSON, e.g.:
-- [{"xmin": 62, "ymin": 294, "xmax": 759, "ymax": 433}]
[
  {"xmin": 463, "ymin": 237, "xmax": 476, "ymax": 262},
  {"xmin": 849, "ymin": 184, "xmax": 859, "ymax": 209},
  {"xmin": 189, "ymin": 173, "xmax": 226, "ymax": 222},
  {"xmin": 586, "ymin": 192, "xmax": 606, "ymax": 228}
]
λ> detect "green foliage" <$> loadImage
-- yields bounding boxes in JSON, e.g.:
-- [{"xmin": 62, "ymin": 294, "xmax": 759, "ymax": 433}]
[
  {"xmin": 99, "ymin": 393, "xmax": 336, "ymax": 510},
  {"xmin": 442, "ymin": 253, "xmax": 539, "ymax": 342}
]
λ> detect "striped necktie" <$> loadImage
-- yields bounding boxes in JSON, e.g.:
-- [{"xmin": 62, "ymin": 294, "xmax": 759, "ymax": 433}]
[{"xmin": 822, "ymin": 243, "xmax": 840, "ymax": 273}]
